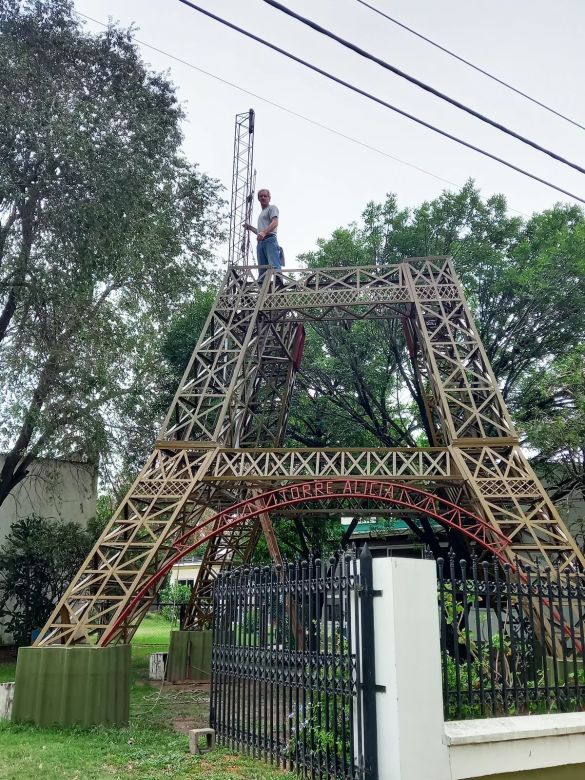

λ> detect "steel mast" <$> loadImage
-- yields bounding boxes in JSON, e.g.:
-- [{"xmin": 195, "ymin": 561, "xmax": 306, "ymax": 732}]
[{"xmin": 228, "ymin": 109, "xmax": 256, "ymax": 267}]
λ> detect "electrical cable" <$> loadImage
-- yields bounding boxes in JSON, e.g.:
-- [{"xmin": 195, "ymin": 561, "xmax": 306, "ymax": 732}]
[
  {"xmin": 354, "ymin": 0, "xmax": 585, "ymax": 134},
  {"xmin": 175, "ymin": 0, "xmax": 585, "ymax": 206},
  {"xmin": 262, "ymin": 0, "xmax": 585, "ymax": 176},
  {"xmin": 76, "ymin": 10, "xmax": 462, "ymax": 193},
  {"xmin": 78, "ymin": 9, "xmax": 530, "ymax": 217}
]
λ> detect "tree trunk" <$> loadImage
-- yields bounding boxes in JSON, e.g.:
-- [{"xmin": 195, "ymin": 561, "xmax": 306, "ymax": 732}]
[{"xmin": 0, "ymin": 355, "xmax": 56, "ymax": 508}]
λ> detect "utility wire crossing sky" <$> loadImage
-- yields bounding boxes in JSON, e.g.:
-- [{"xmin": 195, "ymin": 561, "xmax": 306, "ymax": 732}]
[
  {"xmin": 75, "ymin": 0, "xmax": 585, "ymax": 260},
  {"xmin": 354, "ymin": 0, "xmax": 585, "ymax": 133},
  {"xmin": 261, "ymin": 0, "xmax": 585, "ymax": 174},
  {"xmin": 177, "ymin": 0, "xmax": 585, "ymax": 204}
]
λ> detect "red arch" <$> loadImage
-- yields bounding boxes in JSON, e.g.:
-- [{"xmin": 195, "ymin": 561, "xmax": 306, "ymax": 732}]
[{"xmin": 101, "ymin": 479, "xmax": 511, "ymax": 645}]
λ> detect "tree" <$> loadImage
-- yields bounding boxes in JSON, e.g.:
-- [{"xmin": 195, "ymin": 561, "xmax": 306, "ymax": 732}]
[
  {"xmin": 515, "ymin": 346, "xmax": 585, "ymax": 504},
  {"xmin": 158, "ymin": 580, "xmax": 192, "ymax": 623},
  {"xmin": 0, "ymin": 0, "xmax": 225, "ymax": 507},
  {"xmin": 293, "ymin": 183, "xmax": 585, "ymax": 457},
  {"xmin": 0, "ymin": 515, "xmax": 96, "ymax": 645},
  {"xmin": 253, "ymin": 516, "xmax": 346, "ymax": 562},
  {"xmin": 160, "ymin": 183, "xmax": 585, "ymax": 553},
  {"xmin": 286, "ymin": 183, "xmax": 585, "ymax": 552},
  {"xmin": 109, "ymin": 288, "xmax": 219, "ymax": 483}
]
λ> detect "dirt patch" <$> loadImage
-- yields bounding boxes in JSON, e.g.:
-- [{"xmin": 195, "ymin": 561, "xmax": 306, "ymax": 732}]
[
  {"xmin": 172, "ymin": 715, "xmax": 208, "ymax": 734},
  {"xmin": 169, "ymin": 684, "xmax": 210, "ymax": 734},
  {"xmin": 167, "ymin": 681, "xmax": 210, "ymax": 693},
  {"xmin": 136, "ymin": 673, "xmax": 210, "ymax": 694}
]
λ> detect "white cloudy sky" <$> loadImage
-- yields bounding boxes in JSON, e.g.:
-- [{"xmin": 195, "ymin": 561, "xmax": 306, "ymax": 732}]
[{"xmin": 74, "ymin": 0, "xmax": 585, "ymax": 263}]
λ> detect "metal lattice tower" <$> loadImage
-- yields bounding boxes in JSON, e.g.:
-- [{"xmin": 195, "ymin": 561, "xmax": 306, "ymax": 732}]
[
  {"xmin": 32, "ymin": 112, "xmax": 584, "ymax": 647},
  {"xmin": 34, "ymin": 257, "xmax": 585, "ymax": 647},
  {"xmin": 228, "ymin": 109, "xmax": 255, "ymax": 267}
]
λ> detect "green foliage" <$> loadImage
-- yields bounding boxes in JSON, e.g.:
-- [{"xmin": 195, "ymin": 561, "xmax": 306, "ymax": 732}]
[
  {"xmin": 85, "ymin": 494, "xmax": 116, "ymax": 541},
  {"xmin": 291, "ymin": 182, "xmax": 585, "ymax": 512},
  {"xmin": 0, "ymin": 0, "xmax": 225, "ymax": 505},
  {"xmin": 162, "ymin": 289, "xmax": 217, "ymax": 378},
  {"xmin": 252, "ymin": 517, "xmax": 345, "ymax": 562},
  {"xmin": 286, "ymin": 635, "xmax": 352, "ymax": 767},
  {"xmin": 438, "ymin": 584, "xmax": 578, "ymax": 720},
  {"xmin": 151, "ymin": 287, "xmax": 217, "ymax": 422},
  {"xmin": 515, "ymin": 346, "xmax": 585, "ymax": 506},
  {"xmin": 158, "ymin": 581, "xmax": 192, "ymax": 623},
  {"xmin": 0, "ymin": 515, "xmax": 97, "ymax": 645}
]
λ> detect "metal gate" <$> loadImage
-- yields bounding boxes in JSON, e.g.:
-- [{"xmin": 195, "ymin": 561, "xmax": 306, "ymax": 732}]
[{"xmin": 210, "ymin": 552, "xmax": 373, "ymax": 779}]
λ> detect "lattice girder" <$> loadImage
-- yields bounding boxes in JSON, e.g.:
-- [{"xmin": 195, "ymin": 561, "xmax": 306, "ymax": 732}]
[
  {"xmin": 452, "ymin": 445, "xmax": 584, "ymax": 572},
  {"xmin": 404, "ymin": 260, "xmax": 515, "ymax": 442},
  {"xmin": 35, "ymin": 448, "xmax": 218, "ymax": 646},
  {"xmin": 228, "ymin": 109, "xmax": 255, "ymax": 267},
  {"xmin": 35, "ymin": 258, "xmax": 585, "ymax": 646},
  {"xmin": 107, "ymin": 478, "xmax": 515, "ymax": 635}
]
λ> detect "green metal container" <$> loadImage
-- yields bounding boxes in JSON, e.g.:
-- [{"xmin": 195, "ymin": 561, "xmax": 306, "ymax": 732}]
[
  {"xmin": 12, "ymin": 644, "xmax": 131, "ymax": 727},
  {"xmin": 545, "ymin": 655, "xmax": 584, "ymax": 684},
  {"xmin": 166, "ymin": 630, "xmax": 212, "ymax": 682}
]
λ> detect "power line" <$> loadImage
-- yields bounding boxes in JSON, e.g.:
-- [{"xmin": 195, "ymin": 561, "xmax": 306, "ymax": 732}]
[
  {"xmin": 78, "ymin": 10, "xmax": 531, "ymax": 217},
  {"xmin": 75, "ymin": 11, "xmax": 464, "ymax": 194},
  {"xmin": 79, "ymin": 12, "xmax": 535, "ymax": 220},
  {"xmin": 354, "ymin": 0, "xmax": 585, "ymax": 134},
  {"xmin": 175, "ymin": 0, "xmax": 585, "ymax": 206},
  {"xmin": 262, "ymin": 0, "xmax": 585, "ymax": 177}
]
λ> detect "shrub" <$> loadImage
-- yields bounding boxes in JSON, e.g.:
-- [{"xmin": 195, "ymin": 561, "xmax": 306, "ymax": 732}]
[{"xmin": 0, "ymin": 515, "xmax": 95, "ymax": 646}]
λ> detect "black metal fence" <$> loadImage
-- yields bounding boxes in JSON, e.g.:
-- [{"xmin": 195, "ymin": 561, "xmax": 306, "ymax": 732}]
[
  {"xmin": 210, "ymin": 554, "xmax": 368, "ymax": 780},
  {"xmin": 438, "ymin": 553, "xmax": 585, "ymax": 720}
]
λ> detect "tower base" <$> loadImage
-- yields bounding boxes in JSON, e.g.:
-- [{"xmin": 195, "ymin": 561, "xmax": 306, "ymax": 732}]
[
  {"xmin": 12, "ymin": 644, "xmax": 130, "ymax": 727},
  {"xmin": 166, "ymin": 630, "xmax": 211, "ymax": 682}
]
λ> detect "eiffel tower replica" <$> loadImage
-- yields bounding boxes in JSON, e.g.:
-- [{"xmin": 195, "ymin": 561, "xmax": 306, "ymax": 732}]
[{"xmin": 35, "ymin": 110, "xmax": 584, "ymax": 649}]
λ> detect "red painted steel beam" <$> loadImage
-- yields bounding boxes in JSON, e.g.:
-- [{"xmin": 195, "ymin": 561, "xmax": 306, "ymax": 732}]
[{"xmin": 101, "ymin": 479, "xmax": 511, "ymax": 645}]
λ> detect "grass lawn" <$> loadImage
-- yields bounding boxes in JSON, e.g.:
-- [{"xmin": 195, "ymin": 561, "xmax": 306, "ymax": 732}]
[
  {"xmin": 0, "ymin": 662, "xmax": 16, "ymax": 684},
  {"xmin": 0, "ymin": 614, "xmax": 291, "ymax": 780},
  {"xmin": 131, "ymin": 611, "xmax": 177, "ymax": 673}
]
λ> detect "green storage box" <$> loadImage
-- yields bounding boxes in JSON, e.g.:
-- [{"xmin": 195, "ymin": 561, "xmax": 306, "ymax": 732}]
[
  {"xmin": 12, "ymin": 643, "xmax": 130, "ymax": 727},
  {"xmin": 166, "ymin": 630, "xmax": 212, "ymax": 682}
]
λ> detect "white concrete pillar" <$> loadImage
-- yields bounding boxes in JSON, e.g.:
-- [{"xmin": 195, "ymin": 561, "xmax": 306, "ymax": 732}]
[
  {"xmin": 0, "ymin": 682, "xmax": 15, "ymax": 721},
  {"xmin": 372, "ymin": 557, "xmax": 451, "ymax": 780},
  {"xmin": 149, "ymin": 652, "xmax": 168, "ymax": 680}
]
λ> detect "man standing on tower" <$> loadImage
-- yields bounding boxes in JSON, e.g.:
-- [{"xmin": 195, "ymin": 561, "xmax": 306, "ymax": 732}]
[{"xmin": 245, "ymin": 188, "xmax": 282, "ymax": 283}]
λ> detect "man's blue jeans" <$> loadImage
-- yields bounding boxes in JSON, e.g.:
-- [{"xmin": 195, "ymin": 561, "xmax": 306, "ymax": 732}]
[{"xmin": 257, "ymin": 233, "xmax": 281, "ymax": 284}]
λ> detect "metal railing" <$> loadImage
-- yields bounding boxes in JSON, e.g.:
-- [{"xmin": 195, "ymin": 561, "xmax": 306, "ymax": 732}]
[
  {"xmin": 438, "ymin": 552, "xmax": 585, "ymax": 720},
  {"xmin": 210, "ymin": 555, "xmax": 368, "ymax": 779}
]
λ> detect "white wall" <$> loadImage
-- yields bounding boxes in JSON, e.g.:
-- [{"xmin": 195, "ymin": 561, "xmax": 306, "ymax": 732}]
[
  {"xmin": 372, "ymin": 556, "xmax": 585, "ymax": 780},
  {"xmin": 371, "ymin": 556, "xmax": 451, "ymax": 780},
  {"xmin": 169, "ymin": 560, "xmax": 202, "ymax": 588},
  {"xmin": 0, "ymin": 456, "xmax": 97, "ymax": 548},
  {"xmin": 446, "ymin": 714, "xmax": 585, "ymax": 779}
]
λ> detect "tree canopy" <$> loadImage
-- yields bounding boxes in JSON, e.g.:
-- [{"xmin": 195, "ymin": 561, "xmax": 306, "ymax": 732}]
[
  {"xmin": 292, "ymin": 183, "xmax": 584, "ymax": 443},
  {"xmin": 0, "ymin": 0, "xmax": 225, "ymax": 506}
]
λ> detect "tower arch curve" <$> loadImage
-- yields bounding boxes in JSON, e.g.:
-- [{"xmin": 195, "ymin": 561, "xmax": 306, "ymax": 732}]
[{"xmin": 102, "ymin": 478, "xmax": 511, "ymax": 644}]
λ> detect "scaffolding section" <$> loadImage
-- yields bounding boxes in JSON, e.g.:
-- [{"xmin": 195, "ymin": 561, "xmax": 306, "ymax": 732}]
[{"xmin": 227, "ymin": 108, "xmax": 255, "ymax": 267}]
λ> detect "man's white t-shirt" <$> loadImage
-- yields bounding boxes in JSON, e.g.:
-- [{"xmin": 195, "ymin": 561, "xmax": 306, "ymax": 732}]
[{"xmin": 257, "ymin": 205, "xmax": 279, "ymax": 235}]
